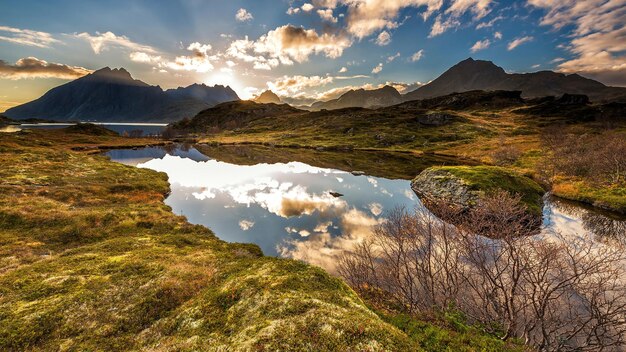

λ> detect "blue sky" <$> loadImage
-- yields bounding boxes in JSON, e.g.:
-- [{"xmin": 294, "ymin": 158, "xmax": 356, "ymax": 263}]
[{"xmin": 1, "ymin": 0, "xmax": 624, "ymax": 109}]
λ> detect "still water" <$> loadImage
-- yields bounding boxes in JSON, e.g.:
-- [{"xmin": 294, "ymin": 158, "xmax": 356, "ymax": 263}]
[{"xmin": 107, "ymin": 145, "xmax": 625, "ymax": 272}]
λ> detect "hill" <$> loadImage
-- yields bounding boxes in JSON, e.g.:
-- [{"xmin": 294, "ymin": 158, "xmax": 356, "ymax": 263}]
[
  {"xmin": 3, "ymin": 67, "xmax": 239, "ymax": 123},
  {"xmin": 171, "ymin": 100, "xmax": 302, "ymax": 132},
  {"xmin": 404, "ymin": 58, "xmax": 626, "ymax": 103},
  {"xmin": 310, "ymin": 85, "xmax": 403, "ymax": 110},
  {"xmin": 253, "ymin": 90, "xmax": 282, "ymax": 104}
]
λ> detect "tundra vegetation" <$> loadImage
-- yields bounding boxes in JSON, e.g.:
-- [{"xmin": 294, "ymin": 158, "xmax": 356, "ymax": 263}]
[{"xmin": 0, "ymin": 127, "xmax": 526, "ymax": 351}]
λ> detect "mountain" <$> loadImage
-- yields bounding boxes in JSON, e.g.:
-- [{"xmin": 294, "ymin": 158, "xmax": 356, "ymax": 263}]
[
  {"xmin": 253, "ymin": 90, "xmax": 282, "ymax": 104},
  {"xmin": 4, "ymin": 67, "xmax": 240, "ymax": 122},
  {"xmin": 166, "ymin": 83, "xmax": 239, "ymax": 106},
  {"xmin": 310, "ymin": 85, "xmax": 402, "ymax": 110},
  {"xmin": 404, "ymin": 58, "xmax": 626, "ymax": 103}
]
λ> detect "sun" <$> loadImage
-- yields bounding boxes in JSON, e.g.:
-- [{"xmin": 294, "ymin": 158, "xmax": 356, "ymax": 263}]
[{"xmin": 204, "ymin": 71, "xmax": 253, "ymax": 99}]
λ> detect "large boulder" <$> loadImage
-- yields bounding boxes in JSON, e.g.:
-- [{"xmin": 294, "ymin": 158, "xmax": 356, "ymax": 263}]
[{"xmin": 411, "ymin": 166, "xmax": 545, "ymax": 232}]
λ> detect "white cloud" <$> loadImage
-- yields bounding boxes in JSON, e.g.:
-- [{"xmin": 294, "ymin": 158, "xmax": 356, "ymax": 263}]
[
  {"xmin": 0, "ymin": 26, "xmax": 60, "ymax": 48},
  {"xmin": 287, "ymin": 7, "xmax": 301, "ymax": 15},
  {"xmin": 75, "ymin": 31, "xmax": 157, "ymax": 54},
  {"xmin": 225, "ymin": 25, "xmax": 352, "ymax": 70},
  {"xmin": 368, "ymin": 202, "xmax": 383, "ymax": 216},
  {"xmin": 550, "ymin": 57, "xmax": 565, "ymax": 63},
  {"xmin": 129, "ymin": 52, "xmax": 162, "ymax": 63},
  {"xmin": 317, "ymin": 9, "xmax": 338, "ymax": 23},
  {"xmin": 410, "ymin": 49, "xmax": 424, "ymax": 62},
  {"xmin": 493, "ymin": 31, "xmax": 502, "ymax": 39},
  {"xmin": 528, "ymin": 0, "xmax": 626, "ymax": 85},
  {"xmin": 532, "ymin": 64, "xmax": 541, "ymax": 68},
  {"xmin": 339, "ymin": 66, "xmax": 348, "ymax": 73},
  {"xmin": 446, "ymin": 0, "xmax": 493, "ymax": 20},
  {"xmin": 476, "ymin": 15, "xmax": 504, "ymax": 29},
  {"xmin": 235, "ymin": 8, "xmax": 253, "ymax": 22},
  {"xmin": 470, "ymin": 38, "xmax": 491, "ymax": 52},
  {"xmin": 267, "ymin": 74, "xmax": 334, "ymax": 96},
  {"xmin": 387, "ymin": 52, "xmax": 401, "ymax": 62},
  {"xmin": 238, "ymin": 219, "xmax": 255, "ymax": 231},
  {"xmin": 0, "ymin": 57, "xmax": 92, "ymax": 80},
  {"xmin": 507, "ymin": 36, "xmax": 533, "ymax": 50},
  {"xmin": 429, "ymin": 14, "xmax": 460, "ymax": 37},
  {"xmin": 301, "ymin": 3, "xmax": 315, "ymax": 12},
  {"xmin": 342, "ymin": 0, "xmax": 444, "ymax": 38},
  {"xmin": 371, "ymin": 62, "xmax": 383, "ymax": 74},
  {"xmin": 375, "ymin": 31, "xmax": 392, "ymax": 46}
]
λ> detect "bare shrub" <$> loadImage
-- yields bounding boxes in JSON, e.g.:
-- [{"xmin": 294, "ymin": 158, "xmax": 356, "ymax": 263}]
[
  {"xmin": 541, "ymin": 129, "xmax": 626, "ymax": 185},
  {"xmin": 493, "ymin": 135, "xmax": 522, "ymax": 166},
  {"xmin": 338, "ymin": 192, "xmax": 626, "ymax": 351}
]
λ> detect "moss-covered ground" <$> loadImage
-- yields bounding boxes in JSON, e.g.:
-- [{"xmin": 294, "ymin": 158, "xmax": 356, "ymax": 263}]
[{"xmin": 0, "ymin": 128, "xmax": 524, "ymax": 351}]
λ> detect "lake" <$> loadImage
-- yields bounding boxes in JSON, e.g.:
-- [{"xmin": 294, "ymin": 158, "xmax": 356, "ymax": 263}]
[
  {"xmin": 107, "ymin": 144, "xmax": 626, "ymax": 272},
  {"xmin": 0, "ymin": 122, "xmax": 167, "ymax": 136}
]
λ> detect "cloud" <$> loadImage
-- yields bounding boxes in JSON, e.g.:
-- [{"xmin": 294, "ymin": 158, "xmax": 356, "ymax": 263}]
[
  {"xmin": 476, "ymin": 15, "xmax": 504, "ymax": 29},
  {"xmin": 550, "ymin": 57, "xmax": 566, "ymax": 63},
  {"xmin": 429, "ymin": 15, "xmax": 460, "ymax": 37},
  {"xmin": 339, "ymin": 66, "xmax": 348, "ymax": 73},
  {"xmin": 317, "ymin": 9, "xmax": 338, "ymax": 23},
  {"xmin": 0, "ymin": 26, "xmax": 61, "ymax": 48},
  {"xmin": 267, "ymin": 74, "xmax": 334, "ymax": 96},
  {"xmin": 428, "ymin": 0, "xmax": 493, "ymax": 36},
  {"xmin": 493, "ymin": 31, "xmax": 502, "ymax": 39},
  {"xmin": 75, "ymin": 31, "xmax": 156, "ymax": 54},
  {"xmin": 301, "ymin": 3, "xmax": 315, "ymax": 12},
  {"xmin": 387, "ymin": 52, "xmax": 401, "ymax": 62},
  {"xmin": 238, "ymin": 219, "xmax": 255, "ymax": 231},
  {"xmin": 528, "ymin": 0, "xmax": 626, "ymax": 85},
  {"xmin": 287, "ymin": 7, "xmax": 301, "ymax": 15},
  {"xmin": 470, "ymin": 39, "xmax": 491, "ymax": 52},
  {"xmin": 368, "ymin": 202, "xmax": 383, "ymax": 216},
  {"xmin": 446, "ymin": 0, "xmax": 493, "ymax": 20},
  {"xmin": 410, "ymin": 49, "xmax": 424, "ymax": 62},
  {"xmin": 131, "ymin": 42, "xmax": 216, "ymax": 73},
  {"xmin": 227, "ymin": 25, "xmax": 352, "ymax": 69},
  {"xmin": 341, "ymin": 0, "xmax": 444, "ymax": 38},
  {"xmin": 507, "ymin": 36, "xmax": 533, "ymax": 50},
  {"xmin": 235, "ymin": 8, "xmax": 253, "ymax": 22},
  {"xmin": 129, "ymin": 51, "xmax": 162, "ymax": 63},
  {"xmin": 375, "ymin": 31, "xmax": 391, "ymax": 46},
  {"xmin": 0, "ymin": 57, "xmax": 92, "ymax": 80},
  {"xmin": 371, "ymin": 62, "xmax": 383, "ymax": 74}
]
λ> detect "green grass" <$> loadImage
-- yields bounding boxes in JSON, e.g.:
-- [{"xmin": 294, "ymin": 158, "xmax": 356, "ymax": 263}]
[
  {"xmin": 0, "ymin": 129, "xmax": 520, "ymax": 351},
  {"xmin": 427, "ymin": 165, "xmax": 545, "ymax": 215}
]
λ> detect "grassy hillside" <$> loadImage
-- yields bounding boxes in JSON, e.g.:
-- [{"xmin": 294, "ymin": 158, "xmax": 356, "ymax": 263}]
[{"xmin": 0, "ymin": 129, "xmax": 523, "ymax": 351}]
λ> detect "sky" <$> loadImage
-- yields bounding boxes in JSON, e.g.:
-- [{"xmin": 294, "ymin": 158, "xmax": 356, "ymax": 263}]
[{"xmin": 0, "ymin": 0, "xmax": 624, "ymax": 110}]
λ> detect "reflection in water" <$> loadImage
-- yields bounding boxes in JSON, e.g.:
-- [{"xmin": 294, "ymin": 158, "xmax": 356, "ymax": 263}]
[
  {"xmin": 545, "ymin": 198, "xmax": 626, "ymax": 246},
  {"xmin": 108, "ymin": 146, "xmax": 626, "ymax": 272}
]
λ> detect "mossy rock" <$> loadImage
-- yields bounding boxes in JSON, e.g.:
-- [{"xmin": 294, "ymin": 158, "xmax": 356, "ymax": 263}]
[{"xmin": 411, "ymin": 165, "xmax": 545, "ymax": 216}]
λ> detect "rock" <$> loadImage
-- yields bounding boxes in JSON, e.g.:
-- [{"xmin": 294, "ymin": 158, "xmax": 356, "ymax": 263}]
[
  {"xmin": 351, "ymin": 171, "xmax": 365, "ymax": 176},
  {"xmin": 411, "ymin": 166, "xmax": 545, "ymax": 233},
  {"xmin": 556, "ymin": 93, "xmax": 589, "ymax": 105},
  {"xmin": 417, "ymin": 112, "xmax": 456, "ymax": 126}
]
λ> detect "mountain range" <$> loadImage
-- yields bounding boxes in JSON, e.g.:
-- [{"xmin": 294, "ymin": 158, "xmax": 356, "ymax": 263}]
[
  {"xmin": 308, "ymin": 58, "xmax": 626, "ymax": 111},
  {"xmin": 5, "ymin": 58, "xmax": 626, "ymax": 122},
  {"xmin": 3, "ymin": 67, "xmax": 239, "ymax": 122}
]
